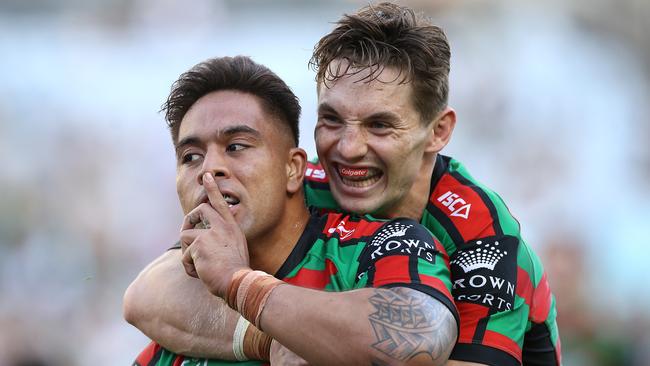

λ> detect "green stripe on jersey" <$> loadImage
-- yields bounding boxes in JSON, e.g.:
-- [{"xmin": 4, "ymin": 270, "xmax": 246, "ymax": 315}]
[
  {"xmin": 282, "ymin": 237, "xmax": 370, "ymax": 291},
  {"xmin": 304, "ymin": 185, "xmax": 338, "ymax": 210},
  {"xmin": 485, "ymin": 301, "xmax": 528, "ymax": 347},
  {"xmin": 420, "ymin": 210, "xmax": 457, "ymax": 256}
]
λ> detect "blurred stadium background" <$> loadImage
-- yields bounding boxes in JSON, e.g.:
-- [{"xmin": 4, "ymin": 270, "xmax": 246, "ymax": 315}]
[{"xmin": 0, "ymin": 0, "xmax": 648, "ymax": 364}]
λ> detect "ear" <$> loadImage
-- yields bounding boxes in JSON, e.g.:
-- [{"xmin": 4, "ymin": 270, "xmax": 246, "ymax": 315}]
[
  {"xmin": 425, "ymin": 107, "xmax": 456, "ymax": 153},
  {"xmin": 286, "ymin": 147, "xmax": 308, "ymax": 194}
]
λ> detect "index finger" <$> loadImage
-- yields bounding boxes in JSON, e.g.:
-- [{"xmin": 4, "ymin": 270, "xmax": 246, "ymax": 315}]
[{"xmin": 202, "ymin": 172, "xmax": 235, "ymax": 222}]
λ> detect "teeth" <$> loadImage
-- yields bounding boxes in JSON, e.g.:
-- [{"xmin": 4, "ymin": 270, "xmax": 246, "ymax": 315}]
[
  {"xmin": 340, "ymin": 167, "xmax": 369, "ymax": 177},
  {"xmin": 341, "ymin": 175, "xmax": 382, "ymax": 187},
  {"xmin": 338, "ymin": 165, "xmax": 382, "ymax": 187},
  {"xmin": 222, "ymin": 194, "xmax": 239, "ymax": 206},
  {"xmin": 338, "ymin": 166, "xmax": 381, "ymax": 181}
]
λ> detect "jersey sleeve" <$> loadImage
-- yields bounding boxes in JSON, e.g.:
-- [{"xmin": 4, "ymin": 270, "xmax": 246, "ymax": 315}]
[
  {"xmin": 355, "ymin": 218, "xmax": 459, "ymax": 328},
  {"xmin": 448, "ymin": 235, "xmax": 561, "ymax": 366}
]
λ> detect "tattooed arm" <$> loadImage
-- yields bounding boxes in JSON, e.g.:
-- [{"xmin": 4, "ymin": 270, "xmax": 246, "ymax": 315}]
[{"xmin": 259, "ymin": 285, "xmax": 457, "ymax": 366}]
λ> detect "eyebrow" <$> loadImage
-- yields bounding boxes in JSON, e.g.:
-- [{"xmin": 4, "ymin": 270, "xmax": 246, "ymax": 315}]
[
  {"xmin": 174, "ymin": 124, "xmax": 262, "ymax": 154},
  {"xmin": 221, "ymin": 124, "xmax": 261, "ymax": 139},
  {"xmin": 317, "ymin": 102, "xmax": 338, "ymax": 116},
  {"xmin": 175, "ymin": 136, "xmax": 200, "ymax": 155}
]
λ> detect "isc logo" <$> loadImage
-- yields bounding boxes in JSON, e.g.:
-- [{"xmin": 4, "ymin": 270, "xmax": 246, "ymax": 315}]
[{"xmin": 437, "ymin": 191, "xmax": 471, "ymax": 219}]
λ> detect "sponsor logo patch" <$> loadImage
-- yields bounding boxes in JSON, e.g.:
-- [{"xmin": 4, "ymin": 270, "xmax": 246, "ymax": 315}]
[
  {"xmin": 367, "ymin": 221, "xmax": 438, "ymax": 264},
  {"xmin": 305, "ymin": 167, "xmax": 327, "ymax": 180},
  {"xmin": 450, "ymin": 235, "xmax": 518, "ymax": 312},
  {"xmin": 437, "ymin": 190, "xmax": 471, "ymax": 219},
  {"xmin": 327, "ymin": 219, "xmax": 356, "ymax": 240}
]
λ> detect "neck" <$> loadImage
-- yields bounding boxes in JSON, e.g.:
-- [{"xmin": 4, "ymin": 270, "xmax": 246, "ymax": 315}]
[{"xmin": 247, "ymin": 194, "xmax": 311, "ymax": 275}]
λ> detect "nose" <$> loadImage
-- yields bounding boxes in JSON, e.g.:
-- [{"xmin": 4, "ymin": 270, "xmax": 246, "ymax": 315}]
[
  {"xmin": 337, "ymin": 124, "xmax": 368, "ymax": 161},
  {"xmin": 197, "ymin": 149, "xmax": 230, "ymax": 185}
]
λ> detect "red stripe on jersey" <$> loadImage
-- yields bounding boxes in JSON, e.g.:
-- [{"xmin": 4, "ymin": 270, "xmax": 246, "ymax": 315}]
[
  {"xmin": 429, "ymin": 174, "xmax": 496, "ymax": 242},
  {"xmin": 323, "ymin": 212, "xmax": 345, "ymax": 234},
  {"xmin": 516, "ymin": 266, "xmax": 534, "ymax": 310},
  {"xmin": 172, "ymin": 356, "xmax": 184, "ymax": 366},
  {"xmin": 135, "ymin": 341, "xmax": 161, "ymax": 366},
  {"xmin": 530, "ymin": 273, "xmax": 552, "ymax": 323},
  {"xmin": 433, "ymin": 239, "xmax": 450, "ymax": 266},
  {"xmin": 284, "ymin": 261, "xmax": 336, "ymax": 290},
  {"xmin": 321, "ymin": 213, "xmax": 384, "ymax": 242},
  {"xmin": 420, "ymin": 274, "xmax": 453, "ymax": 303},
  {"xmin": 305, "ymin": 161, "xmax": 329, "ymax": 183},
  {"xmin": 325, "ymin": 258, "xmax": 338, "ymax": 276},
  {"xmin": 483, "ymin": 330, "xmax": 522, "ymax": 363},
  {"xmin": 456, "ymin": 302, "xmax": 489, "ymax": 343},
  {"xmin": 372, "ymin": 255, "xmax": 410, "ymax": 287}
]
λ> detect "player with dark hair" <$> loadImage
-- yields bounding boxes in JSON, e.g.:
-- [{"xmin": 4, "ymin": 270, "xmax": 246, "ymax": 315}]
[
  {"xmin": 126, "ymin": 2, "xmax": 561, "ymax": 366},
  {"xmin": 125, "ymin": 55, "xmax": 458, "ymax": 366}
]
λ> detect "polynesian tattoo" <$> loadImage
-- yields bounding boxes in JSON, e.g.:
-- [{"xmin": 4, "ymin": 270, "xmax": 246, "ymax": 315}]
[{"xmin": 368, "ymin": 287, "xmax": 456, "ymax": 365}]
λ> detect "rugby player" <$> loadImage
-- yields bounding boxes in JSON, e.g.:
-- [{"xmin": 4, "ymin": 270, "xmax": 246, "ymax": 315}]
[
  {"xmin": 126, "ymin": 2, "xmax": 561, "ymax": 365},
  {"xmin": 125, "ymin": 55, "xmax": 458, "ymax": 366}
]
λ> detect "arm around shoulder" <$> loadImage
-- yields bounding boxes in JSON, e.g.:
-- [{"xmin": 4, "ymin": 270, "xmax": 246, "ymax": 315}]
[
  {"xmin": 123, "ymin": 248, "xmax": 241, "ymax": 358},
  {"xmin": 259, "ymin": 285, "xmax": 457, "ymax": 366}
]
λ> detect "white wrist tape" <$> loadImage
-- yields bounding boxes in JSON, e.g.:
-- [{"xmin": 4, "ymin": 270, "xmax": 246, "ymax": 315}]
[{"xmin": 233, "ymin": 315, "xmax": 250, "ymax": 361}]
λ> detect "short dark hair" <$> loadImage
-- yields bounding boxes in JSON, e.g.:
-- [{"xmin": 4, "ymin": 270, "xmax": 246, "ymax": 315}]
[
  {"xmin": 310, "ymin": 2, "xmax": 450, "ymax": 123},
  {"xmin": 163, "ymin": 56, "xmax": 301, "ymax": 146}
]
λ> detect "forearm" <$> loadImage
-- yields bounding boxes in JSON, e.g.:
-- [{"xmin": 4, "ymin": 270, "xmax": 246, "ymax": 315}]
[
  {"xmin": 259, "ymin": 285, "xmax": 457, "ymax": 366},
  {"xmin": 123, "ymin": 249, "xmax": 239, "ymax": 358}
]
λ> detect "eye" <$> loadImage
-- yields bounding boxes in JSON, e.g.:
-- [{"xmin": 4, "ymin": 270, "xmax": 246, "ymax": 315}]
[
  {"xmin": 226, "ymin": 143, "xmax": 248, "ymax": 152},
  {"xmin": 370, "ymin": 121, "xmax": 389, "ymax": 129},
  {"xmin": 320, "ymin": 114, "xmax": 342, "ymax": 126},
  {"xmin": 181, "ymin": 153, "xmax": 202, "ymax": 164},
  {"xmin": 368, "ymin": 120, "xmax": 393, "ymax": 134}
]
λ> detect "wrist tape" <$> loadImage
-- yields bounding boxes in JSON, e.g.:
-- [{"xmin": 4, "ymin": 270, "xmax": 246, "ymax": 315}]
[
  {"xmin": 232, "ymin": 316, "xmax": 250, "ymax": 361},
  {"xmin": 226, "ymin": 269, "xmax": 283, "ymax": 330}
]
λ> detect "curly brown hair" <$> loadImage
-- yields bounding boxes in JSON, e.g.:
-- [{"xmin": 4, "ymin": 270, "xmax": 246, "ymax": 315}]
[{"xmin": 310, "ymin": 2, "xmax": 450, "ymax": 123}]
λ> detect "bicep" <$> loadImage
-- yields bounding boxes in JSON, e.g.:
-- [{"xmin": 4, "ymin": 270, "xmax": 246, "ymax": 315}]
[{"xmin": 368, "ymin": 287, "xmax": 457, "ymax": 366}]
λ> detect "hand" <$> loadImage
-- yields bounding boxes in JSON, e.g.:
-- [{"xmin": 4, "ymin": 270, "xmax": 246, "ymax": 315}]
[
  {"xmin": 270, "ymin": 339, "xmax": 309, "ymax": 366},
  {"xmin": 180, "ymin": 172, "xmax": 250, "ymax": 298}
]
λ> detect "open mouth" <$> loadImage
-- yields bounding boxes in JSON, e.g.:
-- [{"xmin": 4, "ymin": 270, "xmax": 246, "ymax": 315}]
[
  {"xmin": 336, "ymin": 164, "xmax": 383, "ymax": 188},
  {"xmin": 222, "ymin": 194, "xmax": 240, "ymax": 207}
]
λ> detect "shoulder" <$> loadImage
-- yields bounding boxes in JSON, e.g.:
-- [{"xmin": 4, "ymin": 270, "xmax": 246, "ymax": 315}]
[
  {"xmin": 427, "ymin": 155, "xmax": 522, "ymax": 242},
  {"xmin": 317, "ymin": 211, "xmax": 387, "ymax": 243},
  {"xmin": 362, "ymin": 217, "xmax": 448, "ymax": 266}
]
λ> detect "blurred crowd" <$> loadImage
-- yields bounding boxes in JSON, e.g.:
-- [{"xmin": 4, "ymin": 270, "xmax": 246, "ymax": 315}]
[{"xmin": 0, "ymin": 0, "xmax": 648, "ymax": 365}]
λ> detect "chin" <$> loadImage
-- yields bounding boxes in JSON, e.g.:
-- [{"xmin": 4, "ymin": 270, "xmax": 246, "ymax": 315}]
[{"xmin": 338, "ymin": 198, "xmax": 379, "ymax": 216}]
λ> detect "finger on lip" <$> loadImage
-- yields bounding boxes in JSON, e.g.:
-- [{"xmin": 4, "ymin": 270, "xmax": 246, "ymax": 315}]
[{"xmin": 202, "ymin": 173, "xmax": 228, "ymax": 205}]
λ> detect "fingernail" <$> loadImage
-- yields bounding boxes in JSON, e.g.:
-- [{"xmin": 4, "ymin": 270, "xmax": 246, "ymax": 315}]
[{"xmin": 204, "ymin": 172, "xmax": 213, "ymax": 183}]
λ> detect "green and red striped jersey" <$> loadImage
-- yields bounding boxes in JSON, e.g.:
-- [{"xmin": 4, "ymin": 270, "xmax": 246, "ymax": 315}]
[
  {"xmin": 304, "ymin": 154, "xmax": 561, "ymax": 366},
  {"xmin": 133, "ymin": 211, "xmax": 457, "ymax": 366}
]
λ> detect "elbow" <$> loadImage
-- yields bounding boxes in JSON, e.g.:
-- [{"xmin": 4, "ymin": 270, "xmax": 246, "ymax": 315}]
[
  {"xmin": 123, "ymin": 269, "xmax": 155, "ymax": 328},
  {"xmin": 123, "ymin": 280, "xmax": 142, "ymax": 326},
  {"xmin": 123, "ymin": 252, "xmax": 171, "ymax": 327},
  {"xmin": 402, "ymin": 310, "xmax": 458, "ymax": 366}
]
